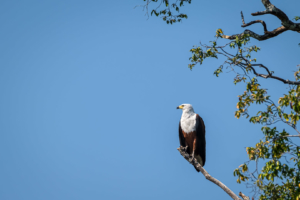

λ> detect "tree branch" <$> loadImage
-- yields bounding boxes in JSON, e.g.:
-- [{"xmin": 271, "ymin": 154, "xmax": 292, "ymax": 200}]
[
  {"xmin": 222, "ymin": 0, "xmax": 299, "ymax": 41},
  {"xmin": 244, "ymin": 63, "xmax": 300, "ymax": 85},
  {"xmin": 239, "ymin": 192, "xmax": 250, "ymax": 200},
  {"xmin": 282, "ymin": 135, "xmax": 300, "ymax": 138},
  {"xmin": 199, "ymin": 42, "xmax": 300, "ymax": 85},
  {"xmin": 257, "ymin": 0, "xmax": 289, "ymax": 23},
  {"xmin": 222, "ymin": 25, "xmax": 288, "ymax": 41},
  {"xmin": 177, "ymin": 147, "xmax": 248, "ymax": 200},
  {"xmin": 241, "ymin": 11, "xmax": 269, "ymax": 34},
  {"xmin": 242, "ymin": 20, "xmax": 269, "ymax": 33}
]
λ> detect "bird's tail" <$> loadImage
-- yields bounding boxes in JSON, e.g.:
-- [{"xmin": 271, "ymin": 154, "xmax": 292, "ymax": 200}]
[{"xmin": 194, "ymin": 155, "xmax": 203, "ymax": 172}]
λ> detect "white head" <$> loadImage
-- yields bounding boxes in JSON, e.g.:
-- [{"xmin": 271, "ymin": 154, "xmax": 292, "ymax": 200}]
[{"xmin": 177, "ymin": 104, "xmax": 195, "ymax": 113}]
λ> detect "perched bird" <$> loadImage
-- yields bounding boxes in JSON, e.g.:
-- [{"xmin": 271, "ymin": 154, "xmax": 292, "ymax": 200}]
[{"xmin": 177, "ymin": 104, "xmax": 206, "ymax": 171}]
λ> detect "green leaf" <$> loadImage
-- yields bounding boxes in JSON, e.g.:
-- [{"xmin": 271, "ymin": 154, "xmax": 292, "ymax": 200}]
[{"xmin": 165, "ymin": 0, "xmax": 169, "ymax": 7}]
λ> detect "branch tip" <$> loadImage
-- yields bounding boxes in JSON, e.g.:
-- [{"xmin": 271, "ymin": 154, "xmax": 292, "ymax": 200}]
[{"xmin": 177, "ymin": 147, "xmax": 242, "ymax": 200}]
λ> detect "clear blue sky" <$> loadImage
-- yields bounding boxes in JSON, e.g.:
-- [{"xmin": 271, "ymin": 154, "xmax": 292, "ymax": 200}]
[{"xmin": 0, "ymin": 0, "xmax": 299, "ymax": 199}]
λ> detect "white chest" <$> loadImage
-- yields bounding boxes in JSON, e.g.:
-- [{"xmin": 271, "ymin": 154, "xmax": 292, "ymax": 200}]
[{"xmin": 180, "ymin": 114, "xmax": 197, "ymax": 133}]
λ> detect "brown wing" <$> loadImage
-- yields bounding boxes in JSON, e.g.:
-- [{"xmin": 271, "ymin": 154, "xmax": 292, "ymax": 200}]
[{"xmin": 195, "ymin": 114, "xmax": 206, "ymax": 166}]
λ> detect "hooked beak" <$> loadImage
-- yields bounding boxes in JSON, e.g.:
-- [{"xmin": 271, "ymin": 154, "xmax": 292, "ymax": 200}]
[{"xmin": 177, "ymin": 105, "xmax": 184, "ymax": 109}]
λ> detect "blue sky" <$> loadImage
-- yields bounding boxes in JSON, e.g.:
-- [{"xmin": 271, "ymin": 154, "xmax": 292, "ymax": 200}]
[{"xmin": 0, "ymin": 0, "xmax": 299, "ymax": 199}]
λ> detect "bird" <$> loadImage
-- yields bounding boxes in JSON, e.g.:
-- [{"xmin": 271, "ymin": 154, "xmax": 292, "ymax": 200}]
[{"xmin": 177, "ymin": 104, "xmax": 206, "ymax": 172}]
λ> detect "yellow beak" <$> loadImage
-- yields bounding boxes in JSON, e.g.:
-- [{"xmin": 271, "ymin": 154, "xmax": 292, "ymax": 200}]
[{"xmin": 176, "ymin": 105, "xmax": 184, "ymax": 109}]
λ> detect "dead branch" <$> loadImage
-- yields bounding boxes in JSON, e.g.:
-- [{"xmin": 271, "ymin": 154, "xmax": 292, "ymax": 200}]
[
  {"xmin": 222, "ymin": 0, "xmax": 299, "ymax": 41},
  {"xmin": 222, "ymin": 25, "xmax": 288, "ymax": 41},
  {"xmin": 242, "ymin": 20, "xmax": 269, "ymax": 33},
  {"xmin": 239, "ymin": 192, "xmax": 250, "ymax": 200},
  {"xmin": 282, "ymin": 135, "xmax": 300, "ymax": 138},
  {"xmin": 257, "ymin": 0, "xmax": 293, "ymax": 27},
  {"xmin": 241, "ymin": 11, "xmax": 269, "ymax": 34},
  {"xmin": 177, "ymin": 147, "xmax": 249, "ymax": 200}
]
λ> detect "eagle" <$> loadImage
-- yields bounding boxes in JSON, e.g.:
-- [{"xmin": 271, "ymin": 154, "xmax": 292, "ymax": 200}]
[{"xmin": 177, "ymin": 104, "xmax": 206, "ymax": 171}]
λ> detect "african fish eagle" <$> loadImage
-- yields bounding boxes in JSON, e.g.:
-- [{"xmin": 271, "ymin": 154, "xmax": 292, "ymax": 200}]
[{"xmin": 177, "ymin": 104, "xmax": 206, "ymax": 171}]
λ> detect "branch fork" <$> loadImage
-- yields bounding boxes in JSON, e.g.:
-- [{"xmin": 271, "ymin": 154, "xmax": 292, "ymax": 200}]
[{"xmin": 222, "ymin": 0, "xmax": 299, "ymax": 41}]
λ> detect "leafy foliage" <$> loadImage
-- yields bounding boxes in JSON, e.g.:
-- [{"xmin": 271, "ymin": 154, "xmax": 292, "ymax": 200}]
[
  {"xmin": 141, "ymin": 0, "xmax": 191, "ymax": 24},
  {"xmin": 234, "ymin": 126, "xmax": 300, "ymax": 199}
]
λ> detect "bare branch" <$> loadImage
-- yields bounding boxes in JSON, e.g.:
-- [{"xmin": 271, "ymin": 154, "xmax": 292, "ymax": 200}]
[
  {"xmin": 242, "ymin": 21, "xmax": 268, "ymax": 34},
  {"xmin": 241, "ymin": 11, "xmax": 246, "ymax": 25},
  {"xmin": 223, "ymin": 0, "xmax": 299, "ymax": 41},
  {"xmin": 222, "ymin": 26, "xmax": 288, "ymax": 41},
  {"xmin": 282, "ymin": 135, "xmax": 300, "ymax": 138},
  {"xmin": 241, "ymin": 11, "xmax": 269, "ymax": 34},
  {"xmin": 239, "ymin": 192, "xmax": 250, "ymax": 200},
  {"xmin": 134, "ymin": 0, "xmax": 153, "ymax": 19},
  {"xmin": 177, "ymin": 147, "xmax": 243, "ymax": 200},
  {"xmin": 251, "ymin": 10, "xmax": 269, "ymax": 16},
  {"xmin": 258, "ymin": 0, "xmax": 290, "ymax": 23}
]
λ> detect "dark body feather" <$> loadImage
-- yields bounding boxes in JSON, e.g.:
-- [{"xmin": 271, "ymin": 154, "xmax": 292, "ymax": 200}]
[{"xmin": 179, "ymin": 114, "xmax": 206, "ymax": 171}]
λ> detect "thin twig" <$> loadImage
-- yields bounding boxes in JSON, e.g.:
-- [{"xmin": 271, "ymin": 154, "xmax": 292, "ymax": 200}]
[
  {"xmin": 282, "ymin": 135, "xmax": 300, "ymax": 138},
  {"xmin": 200, "ymin": 43, "xmax": 300, "ymax": 85},
  {"xmin": 241, "ymin": 12, "xmax": 269, "ymax": 33}
]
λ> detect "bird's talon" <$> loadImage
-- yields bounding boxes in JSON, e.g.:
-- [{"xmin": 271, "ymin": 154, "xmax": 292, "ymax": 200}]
[
  {"xmin": 189, "ymin": 155, "xmax": 195, "ymax": 163},
  {"xmin": 181, "ymin": 146, "xmax": 188, "ymax": 152}
]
